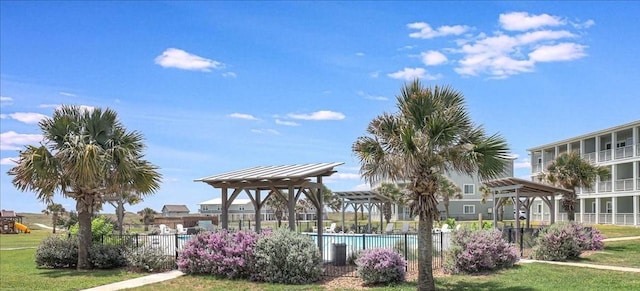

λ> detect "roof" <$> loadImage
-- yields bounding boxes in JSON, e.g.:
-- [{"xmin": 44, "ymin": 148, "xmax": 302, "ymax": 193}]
[
  {"xmin": 198, "ymin": 198, "xmax": 252, "ymax": 205},
  {"xmin": 161, "ymin": 205, "xmax": 190, "ymax": 213},
  {"xmin": 0, "ymin": 210, "xmax": 21, "ymax": 217},
  {"xmin": 483, "ymin": 177, "xmax": 572, "ymax": 196},
  {"xmin": 333, "ymin": 191, "xmax": 392, "ymax": 204},
  {"xmin": 195, "ymin": 162, "xmax": 344, "ymax": 187}
]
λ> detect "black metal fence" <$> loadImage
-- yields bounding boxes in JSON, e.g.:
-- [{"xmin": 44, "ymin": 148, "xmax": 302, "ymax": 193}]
[
  {"xmin": 91, "ymin": 230, "xmax": 451, "ymax": 277},
  {"xmin": 501, "ymin": 227, "xmax": 543, "ymax": 257}
]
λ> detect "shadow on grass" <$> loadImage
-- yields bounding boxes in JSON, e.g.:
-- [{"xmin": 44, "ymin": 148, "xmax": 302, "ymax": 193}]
[
  {"xmin": 433, "ymin": 265, "xmax": 536, "ymax": 291},
  {"xmin": 38, "ymin": 267, "xmax": 129, "ymax": 278}
]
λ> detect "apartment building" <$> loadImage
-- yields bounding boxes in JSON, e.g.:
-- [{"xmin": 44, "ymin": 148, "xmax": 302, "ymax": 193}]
[{"xmin": 529, "ymin": 120, "xmax": 640, "ymax": 226}]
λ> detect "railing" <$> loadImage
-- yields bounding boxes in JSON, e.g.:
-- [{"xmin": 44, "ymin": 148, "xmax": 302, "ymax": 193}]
[
  {"xmin": 582, "ymin": 152, "xmax": 597, "ymax": 163},
  {"xmin": 615, "ymin": 145, "xmax": 634, "ymax": 159},
  {"xmin": 637, "ymin": 178, "xmax": 640, "ymax": 190},
  {"xmin": 533, "ymin": 164, "xmax": 544, "ymax": 173},
  {"xmin": 615, "ymin": 178, "xmax": 634, "ymax": 191},
  {"xmin": 598, "ymin": 149, "xmax": 612, "ymax": 162},
  {"xmin": 614, "ymin": 214, "xmax": 639, "ymax": 225},
  {"xmin": 598, "ymin": 180, "xmax": 612, "ymax": 192}
]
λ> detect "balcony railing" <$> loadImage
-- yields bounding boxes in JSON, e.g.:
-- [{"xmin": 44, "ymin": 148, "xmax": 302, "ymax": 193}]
[
  {"xmin": 533, "ymin": 164, "xmax": 543, "ymax": 173},
  {"xmin": 598, "ymin": 149, "xmax": 612, "ymax": 162},
  {"xmin": 582, "ymin": 152, "xmax": 596, "ymax": 163},
  {"xmin": 614, "ymin": 145, "xmax": 634, "ymax": 159},
  {"xmin": 581, "ymin": 187, "xmax": 595, "ymax": 194},
  {"xmin": 615, "ymin": 178, "xmax": 634, "ymax": 191},
  {"xmin": 598, "ymin": 180, "xmax": 612, "ymax": 192},
  {"xmin": 637, "ymin": 178, "xmax": 640, "ymax": 190}
]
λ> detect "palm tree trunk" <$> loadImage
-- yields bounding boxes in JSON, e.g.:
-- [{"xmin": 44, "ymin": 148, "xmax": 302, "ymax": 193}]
[
  {"xmin": 116, "ymin": 201, "xmax": 125, "ymax": 235},
  {"xmin": 52, "ymin": 213, "xmax": 57, "ymax": 234},
  {"xmin": 418, "ymin": 214, "xmax": 435, "ymax": 291},
  {"xmin": 76, "ymin": 200, "xmax": 93, "ymax": 270},
  {"xmin": 444, "ymin": 200, "xmax": 450, "ymax": 219}
]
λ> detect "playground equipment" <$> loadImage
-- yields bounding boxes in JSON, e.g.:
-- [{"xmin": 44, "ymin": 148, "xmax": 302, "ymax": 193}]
[{"xmin": 14, "ymin": 222, "xmax": 31, "ymax": 234}]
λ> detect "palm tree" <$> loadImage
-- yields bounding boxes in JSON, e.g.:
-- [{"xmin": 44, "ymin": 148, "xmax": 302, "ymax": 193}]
[
  {"xmin": 376, "ymin": 182, "xmax": 403, "ymax": 223},
  {"xmin": 8, "ymin": 105, "xmax": 161, "ymax": 270},
  {"xmin": 436, "ymin": 174, "xmax": 462, "ymax": 220},
  {"xmin": 353, "ymin": 80, "xmax": 510, "ymax": 291},
  {"xmin": 42, "ymin": 202, "xmax": 66, "ymax": 234},
  {"xmin": 538, "ymin": 151, "xmax": 609, "ymax": 221},
  {"xmin": 138, "ymin": 207, "xmax": 157, "ymax": 231}
]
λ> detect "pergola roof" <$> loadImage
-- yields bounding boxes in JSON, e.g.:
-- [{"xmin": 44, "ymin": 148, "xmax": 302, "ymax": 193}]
[
  {"xmin": 483, "ymin": 177, "xmax": 572, "ymax": 196},
  {"xmin": 195, "ymin": 162, "xmax": 343, "ymax": 187},
  {"xmin": 333, "ymin": 190, "xmax": 392, "ymax": 204}
]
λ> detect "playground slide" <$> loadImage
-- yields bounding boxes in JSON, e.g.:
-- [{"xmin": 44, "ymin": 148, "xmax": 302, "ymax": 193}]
[{"xmin": 15, "ymin": 222, "xmax": 31, "ymax": 234}]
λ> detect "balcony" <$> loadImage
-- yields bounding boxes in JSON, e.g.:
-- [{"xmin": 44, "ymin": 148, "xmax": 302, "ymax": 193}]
[
  {"xmin": 637, "ymin": 178, "xmax": 640, "ymax": 190},
  {"xmin": 533, "ymin": 164, "xmax": 543, "ymax": 173},
  {"xmin": 598, "ymin": 149, "xmax": 612, "ymax": 162},
  {"xmin": 582, "ymin": 152, "xmax": 596, "ymax": 163},
  {"xmin": 614, "ymin": 145, "xmax": 634, "ymax": 159},
  {"xmin": 614, "ymin": 178, "xmax": 634, "ymax": 191},
  {"xmin": 598, "ymin": 180, "xmax": 612, "ymax": 192}
]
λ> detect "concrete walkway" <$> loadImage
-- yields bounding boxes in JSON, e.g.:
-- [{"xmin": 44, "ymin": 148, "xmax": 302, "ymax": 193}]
[
  {"xmin": 519, "ymin": 259, "xmax": 640, "ymax": 273},
  {"xmin": 81, "ymin": 270, "xmax": 184, "ymax": 291},
  {"xmin": 602, "ymin": 236, "xmax": 640, "ymax": 242}
]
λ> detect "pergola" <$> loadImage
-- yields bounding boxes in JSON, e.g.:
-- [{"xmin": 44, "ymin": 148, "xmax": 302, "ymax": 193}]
[
  {"xmin": 333, "ymin": 191, "xmax": 392, "ymax": 233},
  {"xmin": 194, "ymin": 162, "xmax": 343, "ymax": 252},
  {"xmin": 483, "ymin": 177, "xmax": 572, "ymax": 241}
]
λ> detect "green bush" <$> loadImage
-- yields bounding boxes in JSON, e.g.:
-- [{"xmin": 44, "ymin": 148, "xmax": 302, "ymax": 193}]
[
  {"xmin": 89, "ymin": 244, "xmax": 127, "ymax": 269},
  {"xmin": 252, "ymin": 228, "xmax": 323, "ymax": 284},
  {"xmin": 35, "ymin": 236, "xmax": 79, "ymax": 268},
  {"xmin": 444, "ymin": 229, "xmax": 519, "ymax": 274},
  {"xmin": 69, "ymin": 216, "xmax": 115, "ymax": 242},
  {"xmin": 127, "ymin": 247, "xmax": 175, "ymax": 273},
  {"xmin": 347, "ymin": 250, "xmax": 362, "ymax": 266},
  {"xmin": 530, "ymin": 222, "xmax": 604, "ymax": 261}
]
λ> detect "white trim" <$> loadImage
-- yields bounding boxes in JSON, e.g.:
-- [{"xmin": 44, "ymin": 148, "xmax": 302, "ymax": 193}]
[
  {"xmin": 463, "ymin": 184, "xmax": 475, "ymax": 195},
  {"xmin": 463, "ymin": 205, "xmax": 476, "ymax": 214}
]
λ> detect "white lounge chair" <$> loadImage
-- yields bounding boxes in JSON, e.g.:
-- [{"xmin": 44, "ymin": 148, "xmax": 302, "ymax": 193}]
[
  {"xmin": 400, "ymin": 222, "xmax": 410, "ymax": 234},
  {"xmin": 325, "ymin": 223, "xmax": 337, "ymax": 233},
  {"xmin": 159, "ymin": 224, "xmax": 170, "ymax": 234},
  {"xmin": 385, "ymin": 223, "xmax": 395, "ymax": 234},
  {"xmin": 176, "ymin": 224, "xmax": 187, "ymax": 234},
  {"xmin": 441, "ymin": 224, "xmax": 451, "ymax": 233}
]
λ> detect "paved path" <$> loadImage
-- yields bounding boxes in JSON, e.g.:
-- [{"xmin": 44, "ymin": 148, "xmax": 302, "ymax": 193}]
[
  {"xmin": 520, "ymin": 259, "xmax": 640, "ymax": 273},
  {"xmin": 33, "ymin": 223, "xmax": 53, "ymax": 230},
  {"xmin": 602, "ymin": 236, "xmax": 640, "ymax": 242},
  {"xmin": 81, "ymin": 270, "xmax": 184, "ymax": 291}
]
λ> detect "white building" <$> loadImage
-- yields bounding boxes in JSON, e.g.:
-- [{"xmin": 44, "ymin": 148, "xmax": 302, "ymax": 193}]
[
  {"xmin": 198, "ymin": 197, "xmax": 322, "ymax": 222},
  {"xmin": 529, "ymin": 120, "xmax": 640, "ymax": 226}
]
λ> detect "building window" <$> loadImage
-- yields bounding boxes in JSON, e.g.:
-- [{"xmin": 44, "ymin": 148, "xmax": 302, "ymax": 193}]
[
  {"xmin": 463, "ymin": 184, "xmax": 475, "ymax": 195},
  {"xmin": 536, "ymin": 204, "xmax": 543, "ymax": 214},
  {"xmin": 606, "ymin": 201, "xmax": 612, "ymax": 214},
  {"xmin": 463, "ymin": 205, "xmax": 475, "ymax": 214}
]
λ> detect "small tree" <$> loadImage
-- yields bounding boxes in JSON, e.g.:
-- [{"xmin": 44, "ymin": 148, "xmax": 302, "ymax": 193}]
[
  {"xmin": 376, "ymin": 182, "xmax": 403, "ymax": 223},
  {"xmin": 42, "ymin": 202, "xmax": 66, "ymax": 234},
  {"xmin": 436, "ymin": 174, "xmax": 462, "ymax": 220},
  {"xmin": 538, "ymin": 152, "xmax": 609, "ymax": 221},
  {"xmin": 138, "ymin": 207, "xmax": 157, "ymax": 231},
  {"xmin": 265, "ymin": 190, "xmax": 288, "ymax": 228}
]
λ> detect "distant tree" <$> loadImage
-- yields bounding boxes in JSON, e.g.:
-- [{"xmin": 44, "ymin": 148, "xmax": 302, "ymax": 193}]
[
  {"xmin": 265, "ymin": 190, "xmax": 288, "ymax": 228},
  {"xmin": 8, "ymin": 105, "xmax": 161, "ymax": 269},
  {"xmin": 376, "ymin": 182, "xmax": 403, "ymax": 223},
  {"xmin": 62, "ymin": 211, "xmax": 79, "ymax": 230},
  {"xmin": 436, "ymin": 174, "xmax": 462, "ymax": 220},
  {"xmin": 322, "ymin": 185, "xmax": 342, "ymax": 213},
  {"xmin": 538, "ymin": 151, "xmax": 609, "ymax": 221},
  {"xmin": 106, "ymin": 191, "xmax": 142, "ymax": 235},
  {"xmin": 42, "ymin": 202, "xmax": 66, "ymax": 234},
  {"xmin": 138, "ymin": 207, "xmax": 157, "ymax": 231}
]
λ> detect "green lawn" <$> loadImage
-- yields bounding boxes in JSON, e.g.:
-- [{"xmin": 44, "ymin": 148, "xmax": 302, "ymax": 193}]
[
  {"xmin": 131, "ymin": 263, "xmax": 640, "ymax": 291},
  {"xmin": 0, "ymin": 231, "xmax": 51, "ymax": 249},
  {"xmin": 579, "ymin": 240, "xmax": 640, "ymax": 268},
  {"xmin": 593, "ymin": 225, "xmax": 640, "ymax": 238}
]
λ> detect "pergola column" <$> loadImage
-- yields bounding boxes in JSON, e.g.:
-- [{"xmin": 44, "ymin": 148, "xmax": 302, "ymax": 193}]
[
  {"xmin": 634, "ymin": 195, "xmax": 638, "ymax": 226},
  {"xmin": 253, "ymin": 189, "xmax": 262, "ymax": 232},
  {"xmin": 288, "ymin": 185, "xmax": 296, "ymax": 231},
  {"xmin": 612, "ymin": 197, "xmax": 617, "ymax": 225},
  {"xmin": 580, "ymin": 198, "xmax": 585, "ymax": 223},
  {"xmin": 221, "ymin": 187, "xmax": 228, "ymax": 229},
  {"xmin": 595, "ymin": 197, "xmax": 600, "ymax": 224}
]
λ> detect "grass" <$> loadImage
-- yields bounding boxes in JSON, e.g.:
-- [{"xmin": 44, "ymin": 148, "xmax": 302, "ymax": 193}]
[
  {"xmin": 593, "ymin": 225, "xmax": 640, "ymax": 238},
  {"xmin": 579, "ymin": 240, "xmax": 640, "ymax": 268},
  {"xmin": 0, "ymin": 230, "xmax": 51, "ymax": 249},
  {"xmin": 130, "ymin": 263, "xmax": 640, "ymax": 291},
  {"xmin": 0, "ymin": 248, "xmax": 143, "ymax": 291}
]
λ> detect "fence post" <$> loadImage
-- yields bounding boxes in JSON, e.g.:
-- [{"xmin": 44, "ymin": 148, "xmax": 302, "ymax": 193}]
[
  {"xmin": 519, "ymin": 227, "xmax": 524, "ymax": 257},
  {"xmin": 404, "ymin": 233, "xmax": 408, "ymax": 271},
  {"xmin": 440, "ymin": 231, "xmax": 444, "ymax": 266},
  {"xmin": 175, "ymin": 233, "xmax": 179, "ymax": 259},
  {"xmin": 362, "ymin": 234, "xmax": 366, "ymax": 250},
  {"xmin": 135, "ymin": 233, "xmax": 139, "ymax": 248}
]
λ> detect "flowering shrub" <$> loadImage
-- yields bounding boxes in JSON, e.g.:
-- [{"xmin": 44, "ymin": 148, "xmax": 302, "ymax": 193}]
[
  {"xmin": 531, "ymin": 222, "xmax": 605, "ymax": 261},
  {"xmin": 252, "ymin": 228, "xmax": 322, "ymax": 284},
  {"xmin": 127, "ymin": 247, "xmax": 175, "ymax": 272},
  {"xmin": 177, "ymin": 229, "xmax": 263, "ymax": 278},
  {"xmin": 356, "ymin": 248, "xmax": 406, "ymax": 285},
  {"xmin": 444, "ymin": 229, "xmax": 519, "ymax": 274},
  {"xmin": 35, "ymin": 236, "xmax": 79, "ymax": 268},
  {"xmin": 89, "ymin": 244, "xmax": 127, "ymax": 269}
]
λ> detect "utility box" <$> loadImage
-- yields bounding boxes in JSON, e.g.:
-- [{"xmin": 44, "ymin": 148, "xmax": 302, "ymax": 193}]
[{"xmin": 332, "ymin": 243, "xmax": 347, "ymax": 266}]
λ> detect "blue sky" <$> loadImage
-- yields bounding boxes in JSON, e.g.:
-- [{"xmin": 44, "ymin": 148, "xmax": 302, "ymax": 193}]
[{"xmin": 1, "ymin": 2, "xmax": 638, "ymax": 214}]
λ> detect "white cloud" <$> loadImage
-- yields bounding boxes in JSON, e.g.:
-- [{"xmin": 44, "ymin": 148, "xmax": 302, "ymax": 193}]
[
  {"xmin": 275, "ymin": 119, "xmax": 300, "ymax": 126},
  {"xmin": 39, "ymin": 104, "xmax": 59, "ymax": 108},
  {"xmin": 229, "ymin": 113, "xmax": 259, "ymax": 120},
  {"xmin": 499, "ymin": 12, "xmax": 565, "ymax": 31},
  {"xmin": 0, "ymin": 96, "xmax": 13, "ymax": 102},
  {"xmin": 357, "ymin": 91, "xmax": 388, "ymax": 101},
  {"xmin": 354, "ymin": 183, "xmax": 371, "ymax": 191},
  {"xmin": 369, "ymin": 71, "xmax": 380, "ymax": 78},
  {"xmin": 154, "ymin": 48, "xmax": 224, "ymax": 72},
  {"xmin": 514, "ymin": 158, "xmax": 531, "ymax": 169},
  {"xmin": 355, "ymin": 52, "xmax": 365, "ymax": 57},
  {"xmin": 222, "ymin": 72, "xmax": 237, "ymax": 78},
  {"xmin": 408, "ymin": 22, "xmax": 470, "ymax": 39},
  {"xmin": 572, "ymin": 19, "xmax": 595, "ymax": 29},
  {"xmin": 421, "ymin": 50, "xmax": 448, "ymax": 66},
  {"xmin": 251, "ymin": 129, "xmax": 280, "ymax": 135},
  {"xmin": 330, "ymin": 173, "xmax": 361, "ymax": 180},
  {"xmin": 529, "ymin": 42, "xmax": 587, "ymax": 62},
  {"xmin": 0, "ymin": 114, "xmax": 6, "ymax": 119},
  {"xmin": 287, "ymin": 110, "xmax": 345, "ymax": 121},
  {"xmin": 8, "ymin": 112, "xmax": 48, "ymax": 124},
  {"xmin": 0, "ymin": 131, "xmax": 43, "ymax": 150},
  {"xmin": 398, "ymin": 45, "xmax": 416, "ymax": 51},
  {"xmin": 59, "ymin": 92, "xmax": 76, "ymax": 97},
  {"xmin": 0, "ymin": 157, "xmax": 18, "ymax": 166},
  {"xmin": 388, "ymin": 67, "xmax": 442, "ymax": 81},
  {"xmin": 517, "ymin": 30, "xmax": 576, "ymax": 45}
]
